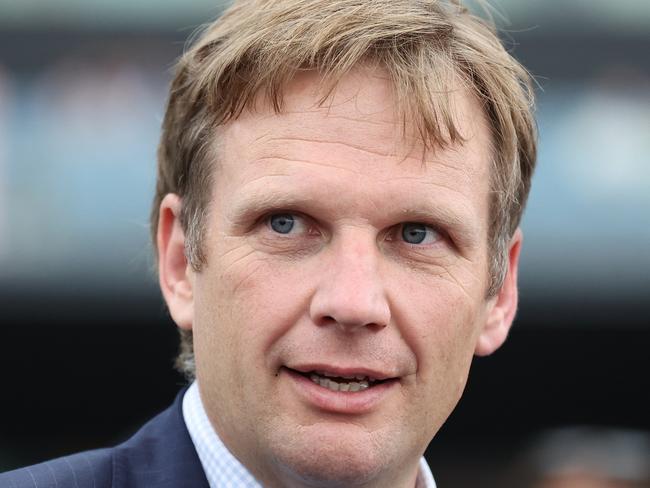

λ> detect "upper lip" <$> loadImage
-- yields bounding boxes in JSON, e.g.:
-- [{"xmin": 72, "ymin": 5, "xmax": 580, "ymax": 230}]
[{"xmin": 287, "ymin": 363, "xmax": 398, "ymax": 381}]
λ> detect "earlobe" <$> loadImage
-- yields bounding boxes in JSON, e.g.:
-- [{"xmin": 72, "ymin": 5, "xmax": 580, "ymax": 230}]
[
  {"xmin": 475, "ymin": 229, "xmax": 523, "ymax": 356},
  {"xmin": 157, "ymin": 193, "xmax": 194, "ymax": 330}
]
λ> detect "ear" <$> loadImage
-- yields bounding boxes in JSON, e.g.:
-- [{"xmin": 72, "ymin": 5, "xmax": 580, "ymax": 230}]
[
  {"xmin": 157, "ymin": 193, "xmax": 194, "ymax": 330},
  {"xmin": 474, "ymin": 228, "xmax": 523, "ymax": 356}
]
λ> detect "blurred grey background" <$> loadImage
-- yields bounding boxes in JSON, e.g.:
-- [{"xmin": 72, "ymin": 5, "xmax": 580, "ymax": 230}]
[{"xmin": 1, "ymin": 1, "xmax": 648, "ymax": 486}]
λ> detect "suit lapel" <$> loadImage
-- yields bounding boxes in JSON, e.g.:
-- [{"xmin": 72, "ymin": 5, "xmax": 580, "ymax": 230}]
[{"xmin": 111, "ymin": 388, "xmax": 210, "ymax": 488}]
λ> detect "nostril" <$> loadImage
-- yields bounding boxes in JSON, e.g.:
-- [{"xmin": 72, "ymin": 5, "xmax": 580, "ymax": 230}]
[{"xmin": 316, "ymin": 315, "xmax": 345, "ymax": 328}]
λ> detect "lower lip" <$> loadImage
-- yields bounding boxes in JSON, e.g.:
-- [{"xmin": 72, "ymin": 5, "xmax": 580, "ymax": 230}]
[{"xmin": 283, "ymin": 368, "xmax": 398, "ymax": 415}]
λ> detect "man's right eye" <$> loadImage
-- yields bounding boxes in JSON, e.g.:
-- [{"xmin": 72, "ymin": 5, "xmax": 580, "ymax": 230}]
[{"xmin": 268, "ymin": 213, "xmax": 298, "ymax": 234}]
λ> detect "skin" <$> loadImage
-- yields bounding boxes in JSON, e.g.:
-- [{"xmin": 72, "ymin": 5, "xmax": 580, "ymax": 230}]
[{"xmin": 157, "ymin": 66, "xmax": 522, "ymax": 488}]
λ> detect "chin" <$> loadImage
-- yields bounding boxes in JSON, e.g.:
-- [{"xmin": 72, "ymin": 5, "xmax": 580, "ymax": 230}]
[{"xmin": 269, "ymin": 422, "xmax": 394, "ymax": 487}]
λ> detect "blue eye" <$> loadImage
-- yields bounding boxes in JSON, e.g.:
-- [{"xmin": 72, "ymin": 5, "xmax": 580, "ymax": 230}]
[
  {"xmin": 269, "ymin": 214, "xmax": 295, "ymax": 234},
  {"xmin": 401, "ymin": 223, "xmax": 439, "ymax": 244}
]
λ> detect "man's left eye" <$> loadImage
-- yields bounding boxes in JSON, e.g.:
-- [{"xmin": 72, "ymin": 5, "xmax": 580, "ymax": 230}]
[{"xmin": 400, "ymin": 223, "xmax": 441, "ymax": 245}]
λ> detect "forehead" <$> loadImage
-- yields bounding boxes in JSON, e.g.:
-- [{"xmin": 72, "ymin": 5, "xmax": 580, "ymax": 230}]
[{"xmin": 215, "ymin": 67, "xmax": 492, "ymax": 234}]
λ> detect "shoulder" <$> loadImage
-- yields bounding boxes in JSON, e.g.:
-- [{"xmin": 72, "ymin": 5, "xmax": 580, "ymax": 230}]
[
  {"xmin": 0, "ymin": 448, "xmax": 113, "ymax": 488},
  {"xmin": 1, "ymin": 388, "xmax": 209, "ymax": 488}
]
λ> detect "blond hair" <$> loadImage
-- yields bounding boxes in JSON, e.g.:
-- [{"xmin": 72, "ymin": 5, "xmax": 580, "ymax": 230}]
[{"xmin": 152, "ymin": 0, "xmax": 537, "ymax": 378}]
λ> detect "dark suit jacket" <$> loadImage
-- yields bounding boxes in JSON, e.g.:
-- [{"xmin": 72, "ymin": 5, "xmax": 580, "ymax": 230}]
[{"xmin": 0, "ymin": 389, "xmax": 210, "ymax": 488}]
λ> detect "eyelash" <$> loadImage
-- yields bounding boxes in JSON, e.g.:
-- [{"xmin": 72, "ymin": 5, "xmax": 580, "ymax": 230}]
[
  {"xmin": 388, "ymin": 223, "xmax": 443, "ymax": 246},
  {"xmin": 264, "ymin": 213, "xmax": 319, "ymax": 236}
]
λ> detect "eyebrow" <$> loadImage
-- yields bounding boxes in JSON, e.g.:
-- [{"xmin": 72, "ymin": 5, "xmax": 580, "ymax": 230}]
[{"xmin": 227, "ymin": 190, "xmax": 316, "ymax": 224}]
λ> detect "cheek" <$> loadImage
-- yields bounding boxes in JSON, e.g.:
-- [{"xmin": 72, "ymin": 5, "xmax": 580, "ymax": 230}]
[
  {"xmin": 390, "ymin": 282, "xmax": 485, "ymax": 445},
  {"xmin": 395, "ymin": 274, "xmax": 485, "ymax": 396},
  {"xmin": 203, "ymin": 251, "xmax": 313, "ymax": 367}
]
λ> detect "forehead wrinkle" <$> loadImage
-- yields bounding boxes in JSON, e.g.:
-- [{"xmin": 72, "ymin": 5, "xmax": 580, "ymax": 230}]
[
  {"xmin": 314, "ymin": 113, "xmax": 401, "ymax": 128},
  {"xmin": 417, "ymin": 178, "xmax": 477, "ymax": 201},
  {"xmin": 252, "ymin": 155, "xmax": 362, "ymax": 176},
  {"xmin": 261, "ymin": 135, "xmax": 398, "ymax": 161},
  {"xmin": 259, "ymin": 105, "xmax": 394, "ymax": 125}
]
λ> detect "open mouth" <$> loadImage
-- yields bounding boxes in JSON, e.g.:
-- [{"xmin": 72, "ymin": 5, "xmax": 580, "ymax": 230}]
[{"xmin": 289, "ymin": 368, "xmax": 389, "ymax": 393}]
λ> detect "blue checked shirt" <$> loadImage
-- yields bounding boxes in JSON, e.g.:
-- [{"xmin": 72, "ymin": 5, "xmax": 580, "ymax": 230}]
[{"xmin": 183, "ymin": 381, "xmax": 436, "ymax": 487}]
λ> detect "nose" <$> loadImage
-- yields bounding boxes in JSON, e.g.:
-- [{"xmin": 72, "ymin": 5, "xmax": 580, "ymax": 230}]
[{"xmin": 309, "ymin": 236, "xmax": 390, "ymax": 333}]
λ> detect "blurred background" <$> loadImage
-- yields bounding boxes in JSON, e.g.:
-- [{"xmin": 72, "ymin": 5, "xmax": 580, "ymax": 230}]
[{"xmin": 1, "ymin": 0, "xmax": 649, "ymax": 486}]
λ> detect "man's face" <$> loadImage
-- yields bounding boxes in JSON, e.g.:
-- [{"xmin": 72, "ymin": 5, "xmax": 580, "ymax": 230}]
[{"xmin": 161, "ymin": 67, "xmax": 520, "ymax": 487}]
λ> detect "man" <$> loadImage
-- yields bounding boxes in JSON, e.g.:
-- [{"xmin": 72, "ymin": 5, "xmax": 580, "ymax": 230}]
[{"xmin": 1, "ymin": 0, "xmax": 536, "ymax": 486}]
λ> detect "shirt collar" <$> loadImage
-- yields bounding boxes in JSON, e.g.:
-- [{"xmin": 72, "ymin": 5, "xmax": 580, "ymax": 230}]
[
  {"xmin": 183, "ymin": 381, "xmax": 261, "ymax": 487},
  {"xmin": 182, "ymin": 381, "xmax": 436, "ymax": 488}
]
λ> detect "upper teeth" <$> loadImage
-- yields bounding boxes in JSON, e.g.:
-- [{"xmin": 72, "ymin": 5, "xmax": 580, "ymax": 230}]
[
  {"xmin": 315, "ymin": 370, "xmax": 374, "ymax": 381},
  {"xmin": 309, "ymin": 372, "xmax": 371, "ymax": 392}
]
